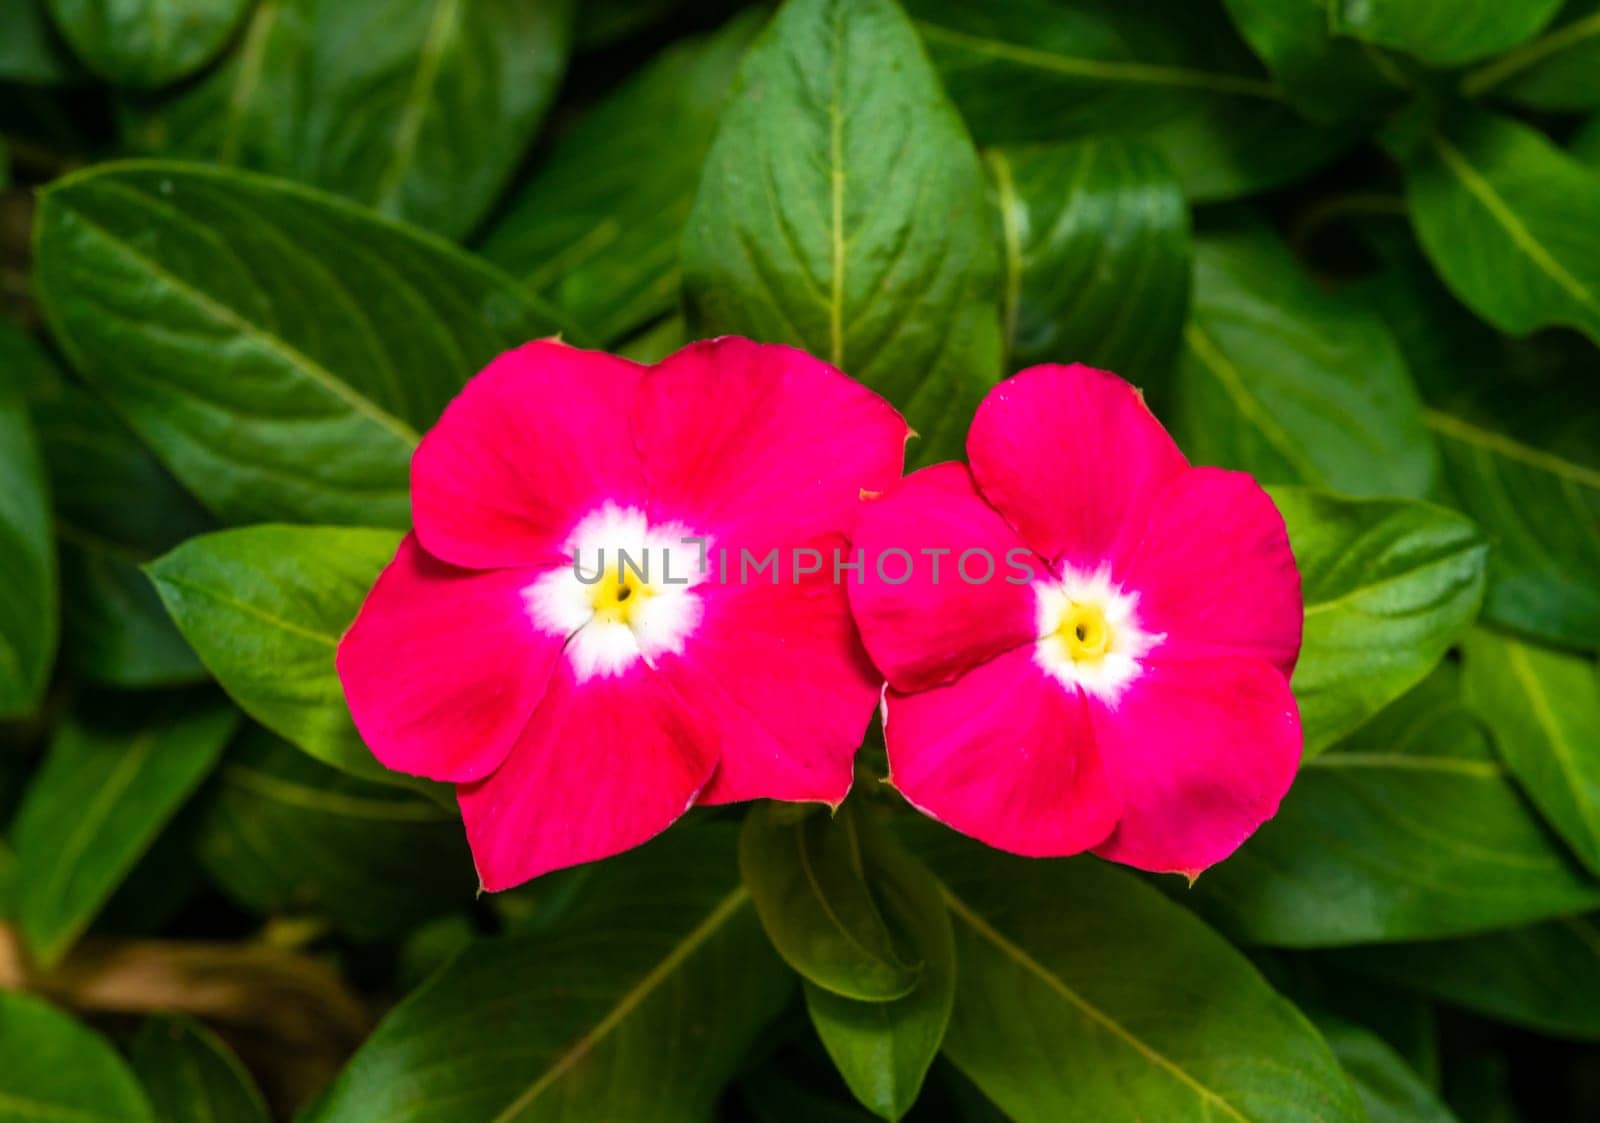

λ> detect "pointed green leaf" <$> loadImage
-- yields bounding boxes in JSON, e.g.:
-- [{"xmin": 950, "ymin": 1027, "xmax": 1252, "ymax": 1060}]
[
  {"xmin": 903, "ymin": 0, "xmax": 1357, "ymax": 201},
  {"xmin": 683, "ymin": 0, "xmax": 1002, "ymax": 463},
  {"xmin": 1177, "ymin": 225, "xmax": 1436, "ymax": 500},
  {"xmin": 0, "ymin": 989, "xmax": 153, "ymax": 1122},
  {"xmin": 985, "ymin": 139, "xmax": 1191, "ymax": 385},
  {"xmin": 147, "ymin": 524, "xmax": 414, "ymax": 790},
  {"xmin": 1191, "ymin": 669, "xmax": 1600, "ymax": 945},
  {"xmin": 128, "ymin": 1014, "xmax": 270, "ymax": 1123},
  {"xmin": 1330, "ymin": 0, "xmax": 1562, "ymax": 66},
  {"xmin": 1463, "ymin": 632, "xmax": 1600, "ymax": 874},
  {"xmin": 0, "ymin": 360, "xmax": 55, "ymax": 719},
  {"xmin": 33, "ymin": 162, "xmax": 576, "ymax": 528},
  {"xmin": 480, "ymin": 11, "xmax": 762, "ymax": 344},
  {"xmin": 12, "ymin": 692, "xmax": 239, "ymax": 966},
  {"xmin": 741, "ymin": 804, "xmax": 920, "ymax": 1002},
  {"xmin": 1273, "ymin": 488, "xmax": 1488, "ymax": 754},
  {"xmin": 911, "ymin": 827, "xmax": 1364, "ymax": 1123},
  {"xmin": 1314, "ymin": 1015, "xmax": 1460, "ymax": 1123},
  {"xmin": 1406, "ymin": 110, "xmax": 1600, "ymax": 348},
  {"xmin": 1460, "ymin": 1, "xmax": 1600, "ymax": 109},
  {"xmin": 46, "ymin": 0, "xmax": 251, "ymax": 89},
  {"xmin": 1221, "ymin": 0, "xmax": 1407, "ymax": 121},
  {"xmin": 306, "ymin": 825, "xmax": 792, "ymax": 1123},
  {"xmin": 196, "ymin": 726, "xmax": 472, "ymax": 939},
  {"xmin": 1336, "ymin": 915, "xmax": 1600, "ymax": 1040}
]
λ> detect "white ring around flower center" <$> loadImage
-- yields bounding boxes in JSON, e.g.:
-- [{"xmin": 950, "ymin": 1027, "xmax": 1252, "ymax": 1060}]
[
  {"xmin": 1033, "ymin": 566, "xmax": 1162, "ymax": 707},
  {"xmin": 524, "ymin": 503, "xmax": 707, "ymax": 681}
]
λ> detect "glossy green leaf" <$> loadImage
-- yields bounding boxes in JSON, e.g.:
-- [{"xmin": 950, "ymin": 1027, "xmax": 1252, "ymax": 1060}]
[
  {"xmin": 903, "ymin": 0, "xmax": 1357, "ymax": 201},
  {"xmin": 306, "ymin": 825, "xmax": 792, "ymax": 1123},
  {"xmin": 11, "ymin": 692, "xmax": 238, "ymax": 966},
  {"xmin": 147, "ymin": 524, "xmax": 410, "ymax": 790},
  {"xmin": 1464, "ymin": 633, "xmax": 1600, "ymax": 873},
  {"xmin": 0, "ymin": 989, "xmax": 153, "ymax": 1122},
  {"xmin": 985, "ymin": 139, "xmax": 1191, "ymax": 385},
  {"xmin": 195, "ymin": 726, "xmax": 473, "ymax": 939},
  {"xmin": 1336, "ymin": 915, "xmax": 1600, "ymax": 1040},
  {"xmin": 1221, "ymin": 0, "xmax": 1407, "ymax": 121},
  {"xmin": 1176, "ymin": 225, "xmax": 1436, "ymax": 500},
  {"xmin": 1331, "ymin": 0, "xmax": 1562, "ymax": 65},
  {"xmin": 1358, "ymin": 228, "xmax": 1600, "ymax": 648},
  {"xmin": 1460, "ymin": 0, "xmax": 1600, "ymax": 108},
  {"xmin": 33, "ymin": 162, "xmax": 574, "ymax": 528},
  {"xmin": 291, "ymin": 0, "xmax": 574, "ymax": 238},
  {"xmin": 1406, "ymin": 109, "xmax": 1600, "ymax": 347},
  {"xmin": 909, "ymin": 827, "xmax": 1364, "ymax": 1123},
  {"xmin": 741, "ymin": 804, "xmax": 920, "ymax": 1002},
  {"xmin": 1273, "ymin": 488, "xmax": 1487, "ymax": 753},
  {"xmin": 1190, "ymin": 668, "xmax": 1600, "ymax": 946},
  {"xmin": 0, "ymin": 367, "xmax": 55, "ymax": 719},
  {"xmin": 798, "ymin": 815, "xmax": 955, "ymax": 1120},
  {"xmin": 480, "ymin": 11, "xmax": 761, "ymax": 344},
  {"xmin": 0, "ymin": 0, "xmax": 80, "ymax": 83},
  {"xmin": 127, "ymin": 1014, "xmax": 270, "ymax": 1123},
  {"xmin": 683, "ymin": 0, "xmax": 1002, "ymax": 464},
  {"xmin": 28, "ymin": 369, "xmax": 212, "ymax": 687},
  {"xmin": 46, "ymin": 0, "xmax": 251, "ymax": 89},
  {"xmin": 1315, "ymin": 1015, "xmax": 1459, "ymax": 1123}
]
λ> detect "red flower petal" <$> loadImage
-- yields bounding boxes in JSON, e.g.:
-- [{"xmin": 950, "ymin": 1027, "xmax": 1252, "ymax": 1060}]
[
  {"xmin": 885, "ymin": 647, "xmax": 1121, "ymax": 857},
  {"xmin": 967, "ymin": 363, "xmax": 1187, "ymax": 570},
  {"xmin": 336, "ymin": 534, "xmax": 562, "ymax": 783},
  {"xmin": 411, "ymin": 340, "xmax": 648, "ymax": 570},
  {"xmin": 458, "ymin": 662, "xmax": 719, "ymax": 890},
  {"xmin": 1089, "ymin": 657, "xmax": 1301, "ymax": 876},
  {"xmin": 848, "ymin": 462, "xmax": 1043, "ymax": 693},
  {"xmin": 1125, "ymin": 468, "xmax": 1302, "ymax": 678}
]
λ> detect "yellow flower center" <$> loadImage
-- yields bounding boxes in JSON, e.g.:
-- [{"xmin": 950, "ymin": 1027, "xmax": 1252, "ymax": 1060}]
[
  {"xmin": 1057, "ymin": 601, "xmax": 1112, "ymax": 662},
  {"xmin": 588, "ymin": 562, "xmax": 654, "ymax": 626}
]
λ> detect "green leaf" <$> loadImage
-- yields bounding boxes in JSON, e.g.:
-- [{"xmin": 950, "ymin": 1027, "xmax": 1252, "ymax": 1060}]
[
  {"xmin": 1190, "ymin": 668, "xmax": 1600, "ymax": 946},
  {"xmin": 740, "ymin": 804, "xmax": 920, "ymax": 1002},
  {"xmin": 27, "ymin": 368, "xmax": 212, "ymax": 687},
  {"xmin": 11, "ymin": 692, "xmax": 239, "ymax": 966},
  {"xmin": 305, "ymin": 825, "xmax": 793, "ymax": 1123},
  {"xmin": 1463, "ymin": 632, "xmax": 1600, "ymax": 874},
  {"xmin": 908, "ymin": 826, "xmax": 1364, "ymax": 1123},
  {"xmin": 1221, "ymin": 0, "xmax": 1407, "ymax": 121},
  {"xmin": 1335, "ymin": 915, "xmax": 1600, "ymax": 1040},
  {"xmin": 479, "ymin": 11, "xmax": 762, "ymax": 344},
  {"xmin": 682, "ymin": 0, "xmax": 1003, "ymax": 464},
  {"xmin": 146, "ymin": 524, "xmax": 411, "ymax": 790},
  {"xmin": 1405, "ymin": 109, "xmax": 1600, "ymax": 348},
  {"xmin": 903, "ymin": 0, "xmax": 1357, "ymax": 201},
  {"xmin": 33, "ymin": 162, "xmax": 575, "ymax": 528},
  {"xmin": 794, "ymin": 812, "xmax": 955, "ymax": 1119},
  {"xmin": 985, "ymin": 139, "xmax": 1191, "ymax": 385},
  {"xmin": 1176, "ymin": 225, "xmax": 1436, "ymax": 500},
  {"xmin": 0, "ymin": 0, "xmax": 80, "ymax": 83},
  {"xmin": 1314, "ymin": 1015, "xmax": 1460, "ymax": 1123},
  {"xmin": 0, "ymin": 989, "xmax": 154, "ymax": 1122},
  {"xmin": 195, "ymin": 726, "xmax": 473, "ymax": 940},
  {"xmin": 290, "ymin": 0, "xmax": 574, "ymax": 239},
  {"xmin": 127, "ymin": 1014, "xmax": 270, "ymax": 1123},
  {"xmin": 1330, "ymin": 0, "xmax": 1562, "ymax": 66},
  {"xmin": 121, "ymin": 0, "xmax": 575, "ymax": 239},
  {"xmin": 1273, "ymin": 487, "xmax": 1488, "ymax": 754},
  {"xmin": 46, "ymin": 0, "xmax": 251, "ymax": 89},
  {"xmin": 0, "ymin": 365, "xmax": 56, "ymax": 719},
  {"xmin": 1460, "ymin": 0, "xmax": 1600, "ymax": 108},
  {"xmin": 1358, "ymin": 227, "xmax": 1600, "ymax": 648}
]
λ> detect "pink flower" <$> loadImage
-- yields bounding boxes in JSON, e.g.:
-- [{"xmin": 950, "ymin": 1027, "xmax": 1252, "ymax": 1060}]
[
  {"xmin": 337, "ymin": 338, "xmax": 908, "ymax": 890},
  {"xmin": 848, "ymin": 363, "xmax": 1302, "ymax": 876}
]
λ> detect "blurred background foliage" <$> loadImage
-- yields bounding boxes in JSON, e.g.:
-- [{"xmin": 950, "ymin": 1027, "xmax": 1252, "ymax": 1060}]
[{"xmin": 1, "ymin": 0, "xmax": 1599, "ymax": 1120}]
